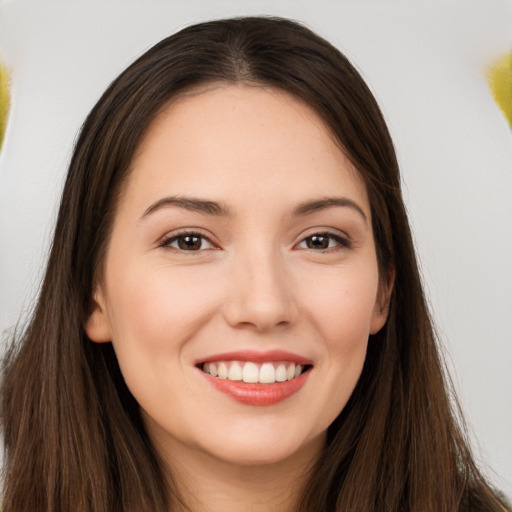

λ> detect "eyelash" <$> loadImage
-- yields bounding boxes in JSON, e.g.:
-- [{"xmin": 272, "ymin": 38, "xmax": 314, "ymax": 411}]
[
  {"xmin": 297, "ymin": 232, "xmax": 352, "ymax": 251},
  {"xmin": 159, "ymin": 231, "xmax": 351, "ymax": 252},
  {"xmin": 159, "ymin": 231, "xmax": 216, "ymax": 252}
]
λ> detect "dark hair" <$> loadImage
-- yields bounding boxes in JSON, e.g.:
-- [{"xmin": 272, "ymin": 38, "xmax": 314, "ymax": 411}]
[{"xmin": 1, "ymin": 16, "xmax": 506, "ymax": 512}]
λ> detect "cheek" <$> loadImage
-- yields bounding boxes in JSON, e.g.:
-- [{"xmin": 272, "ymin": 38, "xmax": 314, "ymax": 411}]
[
  {"xmin": 106, "ymin": 261, "xmax": 221, "ymax": 347},
  {"xmin": 299, "ymin": 262, "xmax": 380, "ymax": 343},
  {"xmin": 295, "ymin": 261, "xmax": 379, "ymax": 413},
  {"xmin": 103, "ymin": 263, "xmax": 223, "ymax": 411}
]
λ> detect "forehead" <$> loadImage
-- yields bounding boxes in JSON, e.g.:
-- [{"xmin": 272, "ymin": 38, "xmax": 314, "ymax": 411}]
[{"xmin": 123, "ymin": 84, "xmax": 369, "ymax": 215}]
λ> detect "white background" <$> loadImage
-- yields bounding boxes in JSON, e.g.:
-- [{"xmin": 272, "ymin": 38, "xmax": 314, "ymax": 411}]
[{"xmin": 0, "ymin": 0, "xmax": 511, "ymax": 497}]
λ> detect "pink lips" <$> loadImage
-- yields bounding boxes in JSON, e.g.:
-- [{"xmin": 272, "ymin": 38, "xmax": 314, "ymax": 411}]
[
  {"xmin": 198, "ymin": 350, "xmax": 312, "ymax": 365},
  {"xmin": 197, "ymin": 350, "xmax": 312, "ymax": 406}
]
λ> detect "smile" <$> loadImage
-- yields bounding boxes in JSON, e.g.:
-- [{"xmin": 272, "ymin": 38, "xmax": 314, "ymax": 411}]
[
  {"xmin": 201, "ymin": 360, "xmax": 306, "ymax": 384},
  {"xmin": 197, "ymin": 351, "xmax": 313, "ymax": 406}
]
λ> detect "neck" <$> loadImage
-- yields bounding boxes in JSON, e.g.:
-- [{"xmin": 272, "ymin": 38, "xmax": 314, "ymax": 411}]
[{"xmin": 156, "ymin": 434, "xmax": 324, "ymax": 512}]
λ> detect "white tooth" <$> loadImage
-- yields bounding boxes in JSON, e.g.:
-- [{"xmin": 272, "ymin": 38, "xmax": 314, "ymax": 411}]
[
  {"xmin": 218, "ymin": 362, "xmax": 228, "ymax": 379},
  {"xmin": 275, "ymin": 363, "xmax": 287, "ymax": 382},
  {"xmin": 294, "ymin": 364, "xmax": 302, "ymax": 378},
  {"xmin": 203, "ymin": 363, "xmax": 210, "ymax": 373},
  {"xmin": 209, "ymin": 363, "xmax": 218, "ymax": 377},
  {"xmin": 228, "ymin": 361, "xmax": 242, "ymax": 381},
  {"xmin": 287, "ymin": 363, "xmax": 295, "ymax": 380},
  {"xmin": 242, "ymin": 362, "xmax": 259, "ymax": 383},
  {"xmin": 259, "ymin": 362, "xmax": 276, "ymax": 384}
]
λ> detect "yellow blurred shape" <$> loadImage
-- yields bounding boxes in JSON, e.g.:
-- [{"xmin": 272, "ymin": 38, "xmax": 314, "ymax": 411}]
[
  {"xmin": 487, "ymin": 52, "xmax": 512, "ymax": 128},
  {"xmin": 0, "ymin": 56, "xmax": 10, "ymax": 151}
]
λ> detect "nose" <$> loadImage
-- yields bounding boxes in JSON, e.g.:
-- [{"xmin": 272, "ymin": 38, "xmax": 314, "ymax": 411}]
[{"xmin": 222, "ymin": 247, "xmax": 298, "ymax": 332}]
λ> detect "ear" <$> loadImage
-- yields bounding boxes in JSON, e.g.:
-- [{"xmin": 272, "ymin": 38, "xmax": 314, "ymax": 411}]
[
  {"xmin": 370, "ymin": 267, "xmax": 395, "ymax": 335},
  {"xmin": 85, "ymin": 285, "xmax": 112, "ymax": 343}
]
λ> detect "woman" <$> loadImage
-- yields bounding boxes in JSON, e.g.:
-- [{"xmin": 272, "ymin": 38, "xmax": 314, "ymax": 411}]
[{"xmin": 0, "ymin": 16, "xmax": 507, "ymax": 512}]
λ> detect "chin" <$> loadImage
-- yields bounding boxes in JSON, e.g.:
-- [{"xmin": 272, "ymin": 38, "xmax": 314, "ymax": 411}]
[{"xmin": 193, "ymin": 426, "xmax": 327, "ymax": 469}]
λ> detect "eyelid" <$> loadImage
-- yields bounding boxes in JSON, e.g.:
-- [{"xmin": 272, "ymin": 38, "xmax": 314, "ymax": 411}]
[
  {"xmin": 156, "ymin": 227, "xmax": 352, "ymax": 252},
  {"xmin": 294, "ymin": 229, "xmax": 352, "ymax": 250},
  {"xmin": 158, "ymin": 229, "xmax": 219, "ymax": 251}
]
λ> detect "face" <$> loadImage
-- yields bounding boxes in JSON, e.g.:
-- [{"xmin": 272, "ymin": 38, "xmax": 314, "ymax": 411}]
[{"xmin": 86, "ymin": 85, "xmax": 391, "ymax": 470}]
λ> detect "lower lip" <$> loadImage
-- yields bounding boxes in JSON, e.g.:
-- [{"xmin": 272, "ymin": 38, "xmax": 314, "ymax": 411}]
[{"xmin": 202, "ymin": 369, "xmax": 311, "ymax": 406}]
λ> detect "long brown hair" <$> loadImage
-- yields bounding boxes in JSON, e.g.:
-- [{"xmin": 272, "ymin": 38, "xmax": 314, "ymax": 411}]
[{"xmin": 1, "ymin": 16, "xmax": 506, "ymax": 512}]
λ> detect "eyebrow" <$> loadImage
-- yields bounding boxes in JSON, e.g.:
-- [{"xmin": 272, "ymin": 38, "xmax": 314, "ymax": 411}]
[
  {"xmin": 140, "ymin": 195, "xmax": 367, "ymax": 223},
  {"xmin": 141, "ymin": 196, "xmax": 232, "ymax": 220},
  {"xmin": 292, "ymin": 197, "xmax": 367, "ymax": 223}
]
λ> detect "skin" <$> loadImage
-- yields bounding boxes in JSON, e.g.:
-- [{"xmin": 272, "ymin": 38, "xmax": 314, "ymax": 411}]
[{"xmin": 86, "ymin": 85, "xmax": 392, "ymax": 512}]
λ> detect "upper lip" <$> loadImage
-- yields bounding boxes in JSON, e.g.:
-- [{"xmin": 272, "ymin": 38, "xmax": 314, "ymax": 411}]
[{"xmin": 196, "ymin": 349, "xmax": 313, "ymax": 366}]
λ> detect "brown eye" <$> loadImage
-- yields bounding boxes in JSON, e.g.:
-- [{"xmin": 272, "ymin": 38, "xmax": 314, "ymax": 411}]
[
  {"xmin": 298, "ymin": 233, "xmax": 350, "ymax": 251},
  {"xmin": 177, "ymin": 235, "xmax": 203, "ymax": 250},
  {"xmin": 305, "ymin": 234, "xmax": 330, "ymax": 249},
  {"xmin": 162, "ymin": 233, "xmax": 214, "ymax": 251}
]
